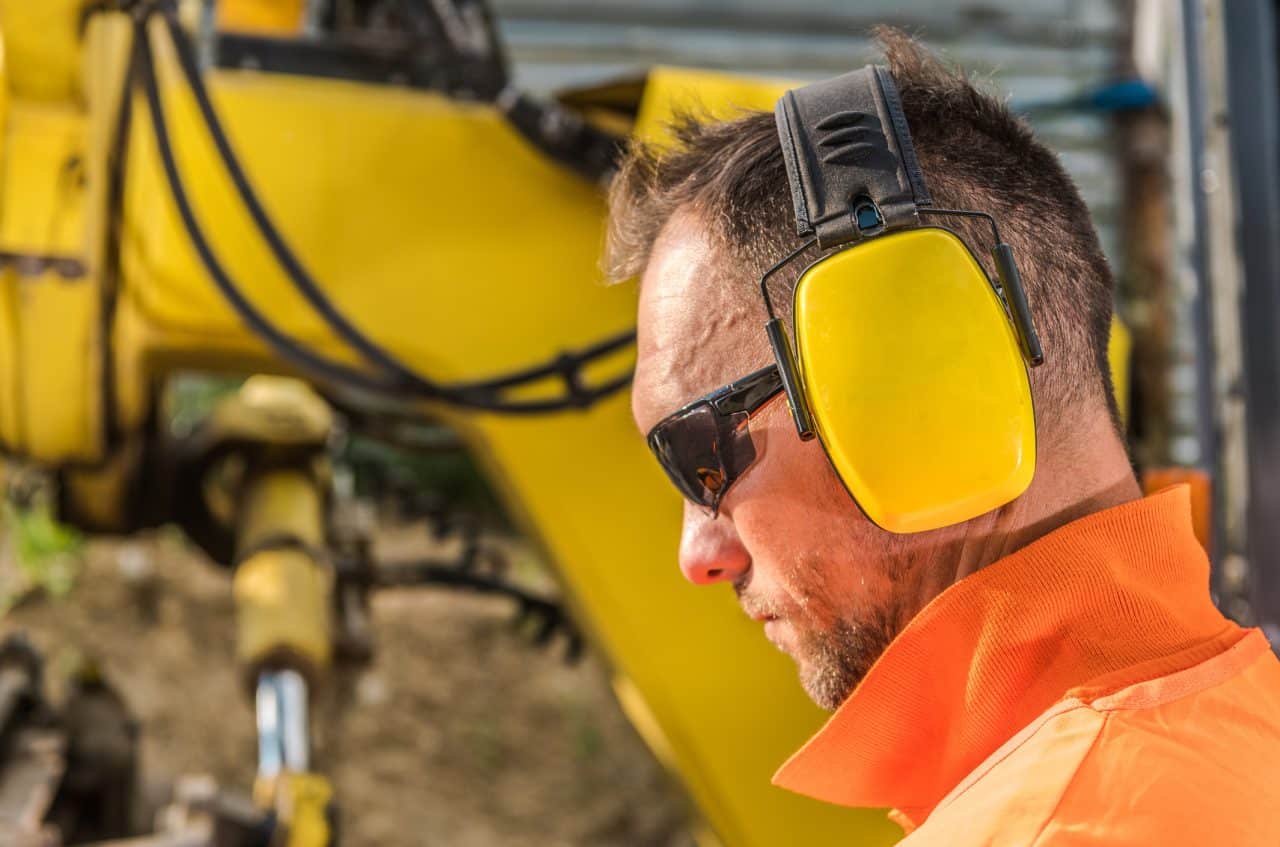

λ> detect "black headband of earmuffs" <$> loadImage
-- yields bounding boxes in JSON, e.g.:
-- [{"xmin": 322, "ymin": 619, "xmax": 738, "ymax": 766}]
[{"xmin": 775, "ymin": 65, "xmax": 931, "ymax": 249}]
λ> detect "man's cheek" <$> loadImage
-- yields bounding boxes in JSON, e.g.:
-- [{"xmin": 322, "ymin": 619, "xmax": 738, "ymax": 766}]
[{"xmin": 780, "ymin": 556, "xmax": 848, "ymax": 613}]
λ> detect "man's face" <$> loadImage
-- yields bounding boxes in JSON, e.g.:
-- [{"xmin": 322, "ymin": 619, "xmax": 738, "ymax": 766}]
[{"xmin": 631, "ymin": 215, "xmax": 937, "ymax": 710}]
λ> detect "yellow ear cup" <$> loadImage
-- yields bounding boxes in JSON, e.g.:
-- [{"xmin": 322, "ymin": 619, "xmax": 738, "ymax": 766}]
[{"xmin": 793, "ymin": 227, "xmax": 1035, "ymax": 533}]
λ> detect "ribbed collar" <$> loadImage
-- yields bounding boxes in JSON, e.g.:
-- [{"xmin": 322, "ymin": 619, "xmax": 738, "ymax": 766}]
[{"xmin": 772, "ymin": 486, "xmax": 1236, "ymax": 825}]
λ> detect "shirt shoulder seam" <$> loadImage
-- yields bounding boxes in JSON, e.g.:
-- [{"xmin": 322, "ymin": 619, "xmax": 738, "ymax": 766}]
[
  {"xmin": 929, "ymin": 698, "xmax": 1095, "ymax": 814},
  {"xmin": 1027, "ymin": 710, "xmax": 1111, "ymax": 847},
  {"xmin": 1086, "ymin": 628, "xmax": 1269, "ymax": 712}
]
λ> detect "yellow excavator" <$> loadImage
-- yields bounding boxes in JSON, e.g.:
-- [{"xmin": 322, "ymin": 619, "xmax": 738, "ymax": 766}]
[{"xmin": 0, "ymin": 2, "xmax": 1131, "ymax": 845}]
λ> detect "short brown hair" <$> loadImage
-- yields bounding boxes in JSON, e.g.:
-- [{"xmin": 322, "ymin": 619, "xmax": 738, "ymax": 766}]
[{"xmin": 607, "ymin": 28, "xmax": 1118, "ymax": 436}]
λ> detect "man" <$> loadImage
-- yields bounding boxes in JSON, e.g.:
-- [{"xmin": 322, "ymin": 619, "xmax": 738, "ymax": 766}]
[{"xmin": 608, "ymin": 29, "xmax": 1280, "ymax": 845}]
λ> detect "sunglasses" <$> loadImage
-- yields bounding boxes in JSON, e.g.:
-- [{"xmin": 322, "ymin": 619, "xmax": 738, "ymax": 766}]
[{"xmin": 645, "ymin": 365, "xmax": 785, "ymax": 516}]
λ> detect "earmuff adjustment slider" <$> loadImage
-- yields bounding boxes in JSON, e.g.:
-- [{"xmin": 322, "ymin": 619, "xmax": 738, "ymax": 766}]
[
  {"xmin": 993, "ymin": 243, "xmax": 1045, "ymax": 367},
  {"xmin": 767, "ymin": 318, "xmax": 816, "ymax": 441}
]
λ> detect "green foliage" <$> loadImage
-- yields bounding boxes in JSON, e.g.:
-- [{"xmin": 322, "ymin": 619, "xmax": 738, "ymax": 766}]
[
  {"xmin": 2, "ymin": 499, "xmax": 83, "ymax": 610},
  {"xmin": 164, "ymin": 373, "xmax": 245, "ymax": 438}
]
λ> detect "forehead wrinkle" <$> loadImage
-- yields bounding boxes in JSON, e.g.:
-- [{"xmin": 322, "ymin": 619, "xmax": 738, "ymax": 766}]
[
  {"xmin": 641, "ymin": 281, "xmax": 759, "ymax": 414},
  {"xmin": 634, "ymin": 215, "xmax": 767, "ymax": 430}
]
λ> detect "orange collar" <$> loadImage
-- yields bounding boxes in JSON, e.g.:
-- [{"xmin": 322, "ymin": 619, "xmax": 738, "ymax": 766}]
[{"xmin": 772, "ymin": 486, "xmax": 1235, "ymax": 824}]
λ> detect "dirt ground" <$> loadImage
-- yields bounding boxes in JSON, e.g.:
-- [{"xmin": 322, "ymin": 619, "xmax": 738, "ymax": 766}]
[{"xmin": 1, "ymin": 527, "xmax": 695, "ymax": 847}]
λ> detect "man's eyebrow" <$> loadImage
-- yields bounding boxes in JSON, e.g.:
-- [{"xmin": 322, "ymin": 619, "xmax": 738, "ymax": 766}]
[
  {"xmin": 630, "ymin": 377, "xmax": 664, "ymax": 436},
  {"xmin": 635, "ymin": 381, "xmax": 695, "ymax": 437},
  {"xmin": 630, "ymin": 404, "xmax": 651, "ymax": 437},
  {"xmin": 634, "ymin": 401, "xmax": 670, "ymax": 439}
]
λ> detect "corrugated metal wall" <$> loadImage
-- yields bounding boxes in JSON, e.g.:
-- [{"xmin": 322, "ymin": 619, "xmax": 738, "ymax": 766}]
[{"xmin": 493, "ymin": 0, "xmax": 1127, "ymax": 258}]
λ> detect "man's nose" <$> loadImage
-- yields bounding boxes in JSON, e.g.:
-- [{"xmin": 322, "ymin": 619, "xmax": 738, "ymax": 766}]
[{"xmin": 677, "ymin": 502, "xmax": 750, "ymax": 585}]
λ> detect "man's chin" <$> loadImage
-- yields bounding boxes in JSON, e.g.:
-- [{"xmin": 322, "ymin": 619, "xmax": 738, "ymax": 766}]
[
  {"xmin": 762, "ymin": 618, "xmax": 793, "ymax": 654},
  {"xmin": 756, "ymin": 612, "xmax": 897, "ymax": 710},
  {"xmin": 797, "ymin": 657, "xmax": 860, "ymax": 712},
  {"xmin": 792, "ymin": 621, "xmax": 893, "ymax": 711}
]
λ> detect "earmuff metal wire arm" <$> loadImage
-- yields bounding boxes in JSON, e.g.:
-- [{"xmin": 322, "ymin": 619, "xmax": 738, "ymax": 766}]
[
  {"xmin": 916, "ymin": 206, "xmax": 1002, "ymax": 245},
  {"xmin": 917, "ymin": 207, "xmax": 1045, "ymax": 367},
  {"xmin": 758, "ymin": 237, "xmax": 818, "ymax": 321},
  {"xmin": 758, "ymin": 238, "xmax": 818, "ymax": 439},
  {"xmin": 127, "ymin": 5, "xmax": 633, "ymax": 413}
]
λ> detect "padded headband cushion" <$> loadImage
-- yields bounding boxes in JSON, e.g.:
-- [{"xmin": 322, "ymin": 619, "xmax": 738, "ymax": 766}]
[{"xmin": 774, "ymin": 65, "xmax": 931, "ymax": 248}]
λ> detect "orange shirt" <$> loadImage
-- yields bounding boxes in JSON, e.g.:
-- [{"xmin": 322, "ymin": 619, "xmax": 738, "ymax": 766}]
[{"xmin": 773, "ymin": 486, "xmax": 1280, "ymax": 845}]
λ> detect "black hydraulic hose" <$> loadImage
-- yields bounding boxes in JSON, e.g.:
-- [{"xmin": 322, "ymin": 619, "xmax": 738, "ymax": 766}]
[
  {"xmin": 137, "ymin": 17, "xmax": 407, "ymax": 396},
  {"xmin": 140, "ymin": 19, "xmax": 463, "ymax": 401},
  {"xmin": 141, "ymin": 28, "xmax": 627, "ymax": 412},
  {"xmin": 123, "ymin": 5, "xmax": 631, "ymax": 413},
  {"xmin": 156, "ymin": 7, "xmax": 635, "ymax": 400},
  {"xmin": 158, "ymin": 9, "xmax": 439, "ymax": 397}
]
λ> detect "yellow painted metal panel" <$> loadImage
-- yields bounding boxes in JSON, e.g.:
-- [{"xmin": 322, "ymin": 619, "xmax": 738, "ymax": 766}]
[
  {"xmin": 0, "ymin": 100, "xmax": 102, "ymax": 463},
  {"xmin": 0, "ymin": 267, "xmax": 20, "ymax": 447},
  {"xmin": 0, "ymin": 102, "xmax": 87, "ymax": 255},
  {"xmin": 81, "ymin": 12, "xmax": 134, "ymax": 289},
  {"xmin": 15, "ymin": 272, "xmax": 99, "ymax": 461},
  {"xmin": 0, "ymin": 0, "xmax": 82, "ymax": 102},
  {"xmin": 0, "ymin": 22, "xmax": 16, "ymax": 450},
  {"xmin": 0, "ymin": 22, "xmax": 9, "ymax": 131},
  {"xmin": 634, "ymin": 66, "xmax": 791, "ymax": 144},
  {"xmin": 218, "ymin": 0, "xmax": 308, "ymax": 35}
]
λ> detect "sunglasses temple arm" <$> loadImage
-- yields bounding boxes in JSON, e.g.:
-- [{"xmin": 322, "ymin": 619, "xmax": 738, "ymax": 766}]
[{"xmin": 766, "ymin": 319, "xmax": 816, "ymax": 440}]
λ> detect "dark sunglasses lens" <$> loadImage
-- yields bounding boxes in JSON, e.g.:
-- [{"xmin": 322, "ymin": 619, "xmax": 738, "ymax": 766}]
[
  {"xmin": 648, "ymin": 404, "xmax": 725, "ymax": 510},
  {"xmin": 648, "ymin": 405, "xmax": 763, "ymax": 512}
]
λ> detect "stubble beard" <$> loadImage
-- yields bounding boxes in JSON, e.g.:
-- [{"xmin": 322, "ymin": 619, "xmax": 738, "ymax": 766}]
[
  {"xmin": 737, "ymin": 506, "xmax": 919, "ymax": 711},
  {"xmin": 795, "ymin": 611, "xmax": 897, "ymax": 711},
  {"xmin": 735, "ymin": 561, "xmax": 905, "ymax": 711},
  {"xmin": 768, "ymin": 546, "xmax": 907, "ymax": 711}
]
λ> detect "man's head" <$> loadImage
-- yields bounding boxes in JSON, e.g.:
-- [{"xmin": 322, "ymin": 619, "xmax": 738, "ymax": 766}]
[{"xmin": 609, "ymin": 30, "xmax": 1129, "ymax": 709}]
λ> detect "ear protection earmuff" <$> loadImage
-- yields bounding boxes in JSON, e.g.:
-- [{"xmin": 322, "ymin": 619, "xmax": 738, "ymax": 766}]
[{"xmin": 763, "ymin": 66, "xmax": 1045, "ymax": 534}]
